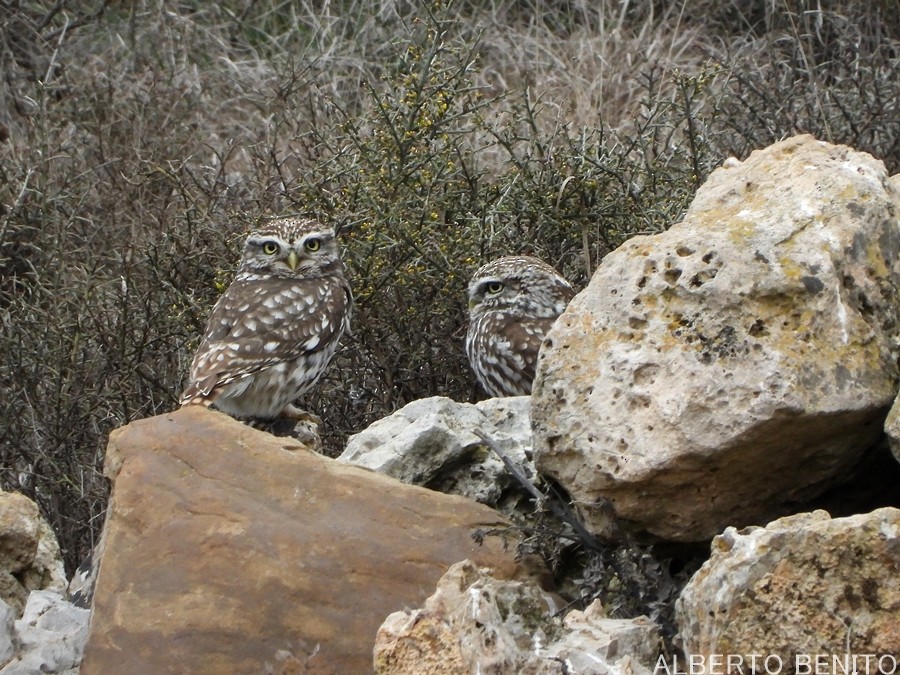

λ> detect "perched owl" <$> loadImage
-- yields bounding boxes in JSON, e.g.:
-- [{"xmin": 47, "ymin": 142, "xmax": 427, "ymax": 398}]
[
  {"xmin": 180, "ymin": 217, "xmax": 352, "ymax": 420},
  {"xmin": 465, "ymin": 255, "xmax": 575, "ymax": 397}
]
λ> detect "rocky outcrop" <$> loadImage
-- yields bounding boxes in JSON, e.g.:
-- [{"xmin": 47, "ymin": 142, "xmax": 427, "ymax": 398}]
[
  {"xmin": 63, "ymin": 136, "xmax": 900, "ymax": 673},
  {"xmin": 0, "ymin": 491, "xmax": 87, "ymax": 673},
  {"xmin": 0, "ymin": 492, "xmax": 67, "ymax": 615},
  {"xmin": 81, "ymin": 406, "xmax": 530, "ymax": 674},
  {"xmin": 374, "ymin": 560, "xmax": 661, "ymax": 674},
  {"xmin": 533, "ymin": 135, "xmax": 900, "ymax": 542},
  {"xmin": 675, "ymin": 508, "xmax": 900, "ymax": 666},
  {"xmin": 339, "ymin": 395, "xmax": 534, "ymax": 515},
  {"xmin": 0, "ymin": 591, "xmax": 89, "ymax": 674}
]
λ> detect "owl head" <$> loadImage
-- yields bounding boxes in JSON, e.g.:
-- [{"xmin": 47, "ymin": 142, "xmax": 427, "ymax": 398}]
[
  {"xmin": 239, "ymin": 217, "xmax": 342, "ymax": 279},
  {"xmin": 467, "ymin": 255, "xmax": 574, "ymax": 320}
]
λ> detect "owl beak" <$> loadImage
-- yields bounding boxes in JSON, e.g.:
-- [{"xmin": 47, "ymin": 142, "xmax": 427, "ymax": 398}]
[
  {"xmin": 468, "ymin": 297, "xmax": 477, "ymax": 310},
  {"xmin": 286, "ymin": 250, "xmax": 300, "ymax": 271}
]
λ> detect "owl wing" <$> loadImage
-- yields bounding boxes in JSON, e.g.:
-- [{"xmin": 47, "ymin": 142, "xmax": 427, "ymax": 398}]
[
  {"xmin": 490, "ymin": 315, "xmax": 556, "ymax": 395},
  {"xmin": 180, "ymin": 276, "xmax": 352, "ymax": 404},
  {"xmin": 502, "ymin": 318, "xmax": 556, "ymax": 382}
]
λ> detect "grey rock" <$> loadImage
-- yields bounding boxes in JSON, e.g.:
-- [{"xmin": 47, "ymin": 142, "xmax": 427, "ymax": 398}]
[
  {"xmin": 375, "ymin": 560, "xmax": 661, "ymax": 674},
  {"xmin": 339, "ymin": 395, "xmax": 535, "ymax": 514},
  {"xmin": 675, "ymin": 508, "xmax": 900, "ymax": 661},
  {"xmin": 0, "ymin": 590, "xmax": 89, "ymax": 674},
  {"xmin": 0, "ymin": 600, "xmax": 15, "ymax": 668},
  {"xmin": 541, "ymin": 604, "xmax": 661, "ymax": 675}
]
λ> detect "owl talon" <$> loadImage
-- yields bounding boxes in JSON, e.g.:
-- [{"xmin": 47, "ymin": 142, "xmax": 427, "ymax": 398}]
[
  {"xmin": 288, "ymin": 418, "xmax": 324, "ymax": 453},
  {"xmin": 240, "ymin": 414, "xmax": 322, "ymax": 450},
  {"xmin": 280, "ymin": 405, "xmax": 323, "ymax": 427},
  {"xmin": 282, "ymin": 407, "xmax": 324, "ymax": 452}
]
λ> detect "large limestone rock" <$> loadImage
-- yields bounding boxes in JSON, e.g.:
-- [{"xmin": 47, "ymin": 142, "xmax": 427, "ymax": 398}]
[
  {"xmin": 81, "ymin": 407, "xmax": 527, "ymax": 674},
  {"xmin": 533, "ymin": 135, "xmax": 900, "ymax": 542},
  {"xmin": 0, "ymin": 492, "xmax": 67, "ymax": 616},
  {"xmin": 339, "ymin": 395, "xmax": 534, "ymax": 514},
  {"xmin": 676, "ymin": 508, "xmax": 900, "ymax": 663},
  {"xmin": 374, "ymin": 560, "xmax": 661, "ymax": 674}
]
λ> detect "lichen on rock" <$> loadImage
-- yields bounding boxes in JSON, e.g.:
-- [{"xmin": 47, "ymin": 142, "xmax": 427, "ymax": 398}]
[{"xmin": 533, "ymin": 135, "xmax": 900, "ymax": 542}]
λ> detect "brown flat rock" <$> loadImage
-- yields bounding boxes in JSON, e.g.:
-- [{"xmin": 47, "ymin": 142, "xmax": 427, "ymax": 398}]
[{"xmin": 80, "ymin": 406, "xmax": 521, "ymax": 674}]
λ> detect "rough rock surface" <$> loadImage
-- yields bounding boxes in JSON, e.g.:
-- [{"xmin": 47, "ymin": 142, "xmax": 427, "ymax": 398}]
[
  {"xmin": 0, "ymin": 492, "xmax": 67, "ymax": 615},
  {"xmin": 340, "ymin": 395, "xmax": 535, "ymax": 514},
  {"xmin": 374, "ymin": 560, "xmax": 661, "ymax": 674},
  {"xmin": 0, "ymin": 591, "xmax": 89, "ymax": 674},
  {"xmin": 81, "ymin": 406, "xmax": 527, "ymax": 674},
  {"xmin": 676, "ymin": 508, "xmax": 900, "ymax": 662},
  {"xmin": 884, "ymin": 395, "xmax": 900, "ymax": 465},
  {"xmin": 0, "ymin": 601, "xmax": 13, "ymax": 667},
  {"xmin": 886, "ymin": 172, "xmax": 900, "ymax": 468},
  {"xmin": 533, "ymin": 135, "xmax": 900, "ymax": 542}
]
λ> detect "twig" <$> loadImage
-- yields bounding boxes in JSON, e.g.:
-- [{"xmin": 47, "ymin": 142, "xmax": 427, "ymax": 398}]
[
  {"xmin": 475, "ymin": 429, "xmax": 663, "ymax": 613},
  {"xmin": 474, "ymin": 428, "xmax": 606, "ymax": 552}
]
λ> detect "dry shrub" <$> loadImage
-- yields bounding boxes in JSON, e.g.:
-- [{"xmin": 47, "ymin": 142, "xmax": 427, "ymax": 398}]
[{"xmin": 706, "ymin": 0, "xmax": 900, "ymax": 169}]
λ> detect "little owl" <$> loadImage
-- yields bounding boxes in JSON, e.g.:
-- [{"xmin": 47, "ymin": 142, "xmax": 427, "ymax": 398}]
[
  {"xmin": 466, "ymin": 255, "xmax": 574, "ymax": 397},
  {"xmin": 180, "ymin": 216, "xmax": 352, "ymax": 420}
]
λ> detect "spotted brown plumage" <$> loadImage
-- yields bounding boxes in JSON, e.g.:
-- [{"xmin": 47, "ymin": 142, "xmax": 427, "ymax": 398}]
[
  {"xmin": 180, "ymin": 217, "xmax": 352, "ymax": 419},
  {"xmin": 465, "ymin": 255, "xmax": 575, "ymax": 397}
]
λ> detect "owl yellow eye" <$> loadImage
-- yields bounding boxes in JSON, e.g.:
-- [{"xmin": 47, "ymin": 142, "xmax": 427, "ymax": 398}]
[
  {"xmin": 486, "ymin": 281, "xmax": 504, "ymax": 294},
  {"xmin": 304, "ymin": 237, "xmax": 322, "ymax": 253},
  {"xmin": 262, "ymin": 241, "xmax": 279, "ymax": 255}
]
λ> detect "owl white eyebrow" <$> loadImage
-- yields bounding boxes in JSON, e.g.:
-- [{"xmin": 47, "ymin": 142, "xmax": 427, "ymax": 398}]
[
  {"xmin": 301, "ymin": 232, "xmax": 332, "ymax": 243},
  {"xmin": 248, "ymin": 236, "xmax": 285, "ymax": 247}
]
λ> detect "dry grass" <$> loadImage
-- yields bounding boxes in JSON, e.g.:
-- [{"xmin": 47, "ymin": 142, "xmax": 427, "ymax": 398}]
[{"xmin": 1, "ymin": 0, "xmax": 897, "ymax": 578}]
